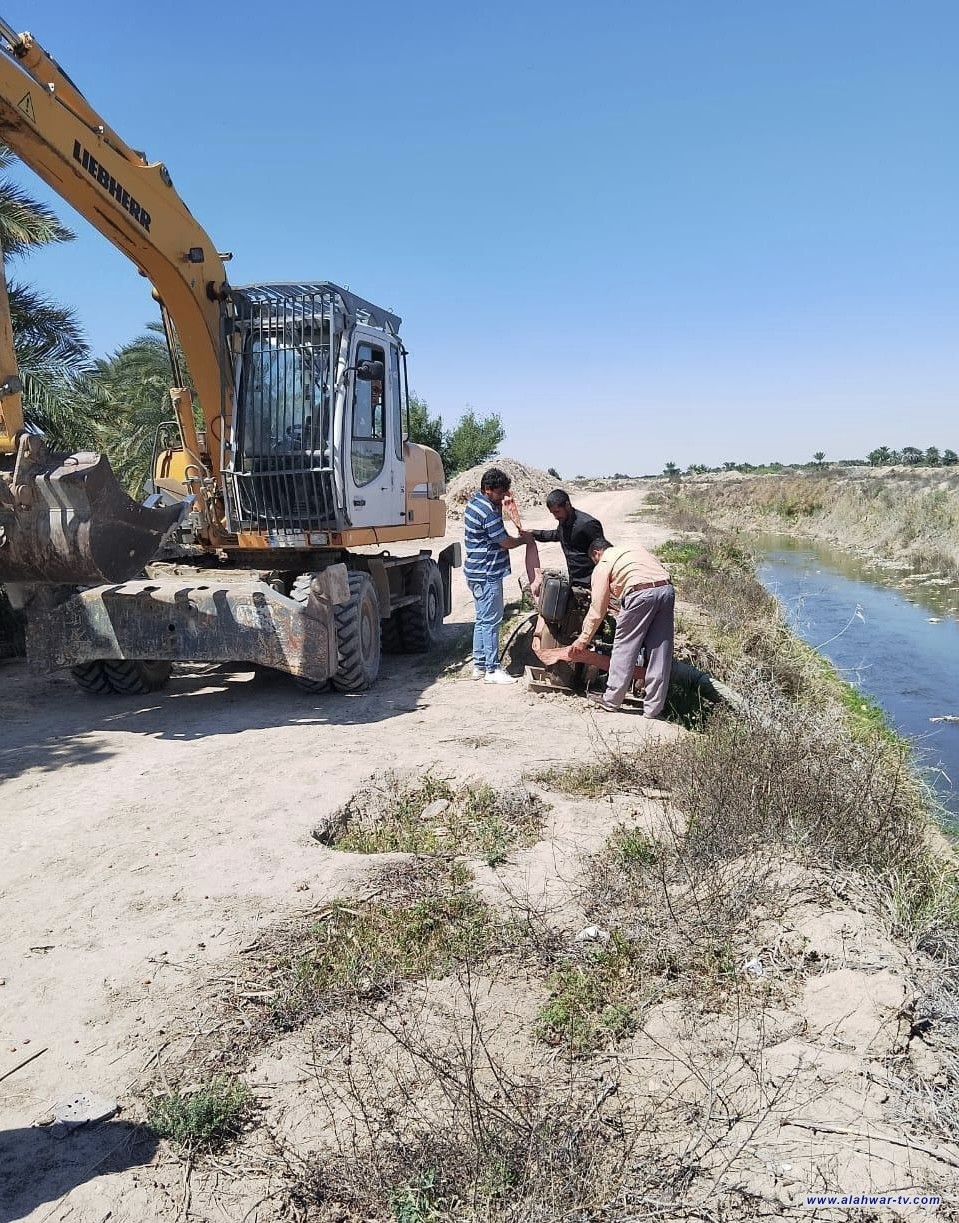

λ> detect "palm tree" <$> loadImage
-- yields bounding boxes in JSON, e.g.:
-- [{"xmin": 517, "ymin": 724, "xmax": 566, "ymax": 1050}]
[
  {"xmin": 812, "ymin": 451, "xmax": 826, "ymax": 467},
  {"xmin": 0, "ymin": 144, "xmax": 93, "ymax": 445},
  {"xmin": 9, "ymin": 282, "xmax": 91, "ymax": 448},
  {"xmin": 75, "ymin": 328, "xmax": 186, "ymax": 494}
]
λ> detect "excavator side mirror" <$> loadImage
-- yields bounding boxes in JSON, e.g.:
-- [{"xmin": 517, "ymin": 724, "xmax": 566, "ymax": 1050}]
[{"xmin": 354, "ymin": 359, "xmax": 385, "ymax": 382}]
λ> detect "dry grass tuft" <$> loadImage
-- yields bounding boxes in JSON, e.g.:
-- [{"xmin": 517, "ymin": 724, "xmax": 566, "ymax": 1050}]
[
  {"xmin": 264, "ymin": 862, "xmax": 498, "ymax": 1031},
  {"xmin": 322, "ymin": 771, "xmax": 548, "ymax": 867},
  {"xmin": 147, "ymin": 1074, "xmax": 252, "ymax": 1152}
]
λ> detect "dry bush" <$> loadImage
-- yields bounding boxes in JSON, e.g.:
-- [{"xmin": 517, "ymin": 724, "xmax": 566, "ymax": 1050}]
[
  {"xmin": 893, "ymin": 969, "xmax": 959, "ymax": 1148},
  {"xmin": 263, "ymin": 862, "xmax": 499, "ymax": 1031},
  {"xmin": 611, "ymin": 677, "xmax": 926, "ymax": 875},
  {"xmin": 541, "ymin": 675, "xmax": 959, "ymax": 1028},
  {"xmin": 276, "ymin": 972, "xmax": 866, "ymax": 1222},
  {"xmin": 654, "ymin": 531, "xmax": 811, "ymax": 695},
  {"xmin": 154, "ymin": 860, "xmax": 504, "ymax": 1075},
  {"xmin": 283, "ymin": 979, "xmax": 694, "ymax": 1223}
]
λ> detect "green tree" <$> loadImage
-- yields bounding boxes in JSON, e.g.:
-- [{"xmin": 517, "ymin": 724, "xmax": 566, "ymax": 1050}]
[
  {"xmin": 0, "ymin": 146, "xmax": 91, "ymax": 445},
  {"xmin": 9, "ymin": 284, "xmax": 91, "ymax": 449},
  {"xmin": 406, "ymin": 393, "xmax": 444, "ymax": 455},
  {"xmin": 442, "ymin": 408, "xmax": 504, "ymax": 477},
  {"xmin": 942, "ymin": 448, "xmax": 958, "ymax": 466},
  {"xmin": 406, "ymin": 394, "xmax": 504, "ymax": 479},
  {"xmin": 900, "ymin": 446, "xmax": 923, "ymax": 465},
  {"xmin": 663, "ymin": 461, "xmax": 680, "ymax": 480},
  {"xmin": 924, "ymin": 446, "xmax": 941, "ymax": 466},
  {"xmin": 812, "ymin": 451, "xmax": 826, "ymax": 466},
  {"xmin": 75, "ymin": 329, "xmax": 187, "ymax": 493},
  {"xmin": 867, "ymin": 446, "xmax": 893, "ymax": 466}
]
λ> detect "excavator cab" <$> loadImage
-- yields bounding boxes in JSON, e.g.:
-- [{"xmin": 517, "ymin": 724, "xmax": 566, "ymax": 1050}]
[{"xmin": 222, "ymin": 282, "xmax": 409, "ymax": 544}]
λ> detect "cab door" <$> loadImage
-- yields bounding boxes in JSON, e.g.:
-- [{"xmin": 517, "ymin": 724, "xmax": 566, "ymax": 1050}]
[{"xmin": 346, "ymin": 335, "xmax": 405, "ymax": 529}]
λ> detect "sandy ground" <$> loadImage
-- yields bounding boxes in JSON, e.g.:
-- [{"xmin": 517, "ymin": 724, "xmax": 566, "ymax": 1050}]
[{"xmin": 0, "ymin": 489, "xmax": 677, "ymax": 1222}]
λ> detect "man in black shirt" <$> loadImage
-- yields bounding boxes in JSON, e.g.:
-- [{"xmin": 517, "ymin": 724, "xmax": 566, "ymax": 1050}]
[{"xmin": 529, "ymin": 489, "xmax": 605, "ymax": 591}]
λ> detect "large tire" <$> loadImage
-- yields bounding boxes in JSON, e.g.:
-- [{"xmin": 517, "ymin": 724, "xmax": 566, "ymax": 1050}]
[
  {"xmin": 332, "ymin": 571, "xmax": 381, "ymax": 692},
  {"xmin": 72, "ymin": 659, "xmax": 172, "ymax": 695},
  {"xmin": 71, "ymin": 661, "xmax": 115, "ymax": 695},
  {"xmin": 399, "ymin": 559, "xmax": 444, "ymax": 654},
  {"xmin": 103, "ymin": 660, "xmax": 172, "ymax": 694},
  {"xmin": 290, "ymin": 572, "xmax": 331, "ymax": 693}
]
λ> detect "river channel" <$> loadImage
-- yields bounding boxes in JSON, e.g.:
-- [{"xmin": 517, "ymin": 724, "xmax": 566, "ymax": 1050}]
[{"xmin": 755, "ymin": 536, "xmax": 959, "ymax": 820}]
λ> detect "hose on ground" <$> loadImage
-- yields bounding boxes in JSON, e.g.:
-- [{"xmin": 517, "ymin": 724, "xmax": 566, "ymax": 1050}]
[{"xmin": 499, "ymin": 612, "xmax": 538, "ymax": 665}]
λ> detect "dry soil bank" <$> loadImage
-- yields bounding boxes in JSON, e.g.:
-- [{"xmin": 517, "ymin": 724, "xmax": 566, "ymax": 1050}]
[{"xmin": 672, "ymin": 467, "xmax": 959, "ymax": 578}]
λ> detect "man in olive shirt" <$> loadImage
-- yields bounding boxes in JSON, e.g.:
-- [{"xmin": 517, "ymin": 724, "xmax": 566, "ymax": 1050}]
[
  {"xmin": 528, "ymin": 489, "xmax": 605, "ymax": 592},
  {"xmin": 572, "ymin": 537, "xmax": 674, "ymax": 717}
]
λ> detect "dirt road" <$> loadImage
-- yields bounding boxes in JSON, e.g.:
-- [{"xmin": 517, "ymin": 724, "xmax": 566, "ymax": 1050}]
[{"xmin": 0, "ymin": 488, "xmax": 673, "ymax": 1221}]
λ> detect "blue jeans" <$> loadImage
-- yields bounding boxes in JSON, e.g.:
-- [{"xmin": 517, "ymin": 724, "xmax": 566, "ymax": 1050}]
[{"xmin": 468, "ymin": 578, "xmax": 505, "ymax": 672}]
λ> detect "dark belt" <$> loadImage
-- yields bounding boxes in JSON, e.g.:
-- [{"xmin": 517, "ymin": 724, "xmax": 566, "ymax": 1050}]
[{"xmin": 623, "ymin": 579, "xmax": 671, "ymax": 597}]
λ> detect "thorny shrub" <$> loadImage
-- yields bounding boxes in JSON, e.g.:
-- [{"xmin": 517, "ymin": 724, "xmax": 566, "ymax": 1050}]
[{"xmin": 287, "ymin": 985, "xmax": 645, "ymax": 1222}]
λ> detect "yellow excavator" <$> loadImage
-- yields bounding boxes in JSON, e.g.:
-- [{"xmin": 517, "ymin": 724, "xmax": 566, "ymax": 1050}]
[{"xmin": 0, "ymin": 17, "xmax": 458, "ymax": 695}]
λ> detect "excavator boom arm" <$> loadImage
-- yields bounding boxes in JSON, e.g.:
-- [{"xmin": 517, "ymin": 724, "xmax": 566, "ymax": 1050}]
[{"xmin": 0, "ymin": 21, "xmax": 230, "ymax": 469}]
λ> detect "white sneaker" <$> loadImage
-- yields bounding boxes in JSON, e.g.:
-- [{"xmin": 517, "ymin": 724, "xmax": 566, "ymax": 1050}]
[
  {"xmin": 484, "ymin": 668, "xmax": 518, "ymax": 685},
  {"xmin": 471, "ymin": 666, "xmax": 485, "ymax": 681}
]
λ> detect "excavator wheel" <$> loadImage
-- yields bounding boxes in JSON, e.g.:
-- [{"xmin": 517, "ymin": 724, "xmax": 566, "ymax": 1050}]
[
  {"xmin": 290, "ymin": 573, "xmax": 331, "ymax": 693},
  {"xmin": 71, "ymin": 659, "xmax": 172, "ymax": 696},
  {"xmin": 104, "ymin": 660, "xmax": 172, "ymax": 695},
  {"xmin": 399, "ymin": 559, "xmax": 444, "ymax": 653},
  {"xmin": 70, "ymin": 661, "xmax": 115, "ymax": 696},
  {"xmin": 332, "ymin": 571, "xmax": 381, "ymax": 692}
]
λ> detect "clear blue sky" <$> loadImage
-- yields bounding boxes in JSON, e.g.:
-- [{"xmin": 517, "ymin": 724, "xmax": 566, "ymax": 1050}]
[{"xmin": 9, "ymin": 0, "xmax": 959, "ymax": 476}]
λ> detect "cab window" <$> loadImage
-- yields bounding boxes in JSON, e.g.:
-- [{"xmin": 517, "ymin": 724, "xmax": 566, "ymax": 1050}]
[{"xmin": 351, "ymin": 342, "xmax": 386, "ymax": 486}]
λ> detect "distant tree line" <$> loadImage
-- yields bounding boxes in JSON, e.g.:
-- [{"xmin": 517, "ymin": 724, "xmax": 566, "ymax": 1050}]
[
  {"xmin": 662, "ymin": 445, "xmax": 958, "ymax": 479},
  {"xmin": 865, "ymin": 445, "xmax": 957, "ymax": 467}
]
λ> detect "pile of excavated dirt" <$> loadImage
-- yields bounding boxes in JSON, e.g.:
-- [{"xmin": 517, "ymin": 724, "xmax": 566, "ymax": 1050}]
[{"xmin": 446, "ymin": 457, "xmax": 558, "ymax": 518}]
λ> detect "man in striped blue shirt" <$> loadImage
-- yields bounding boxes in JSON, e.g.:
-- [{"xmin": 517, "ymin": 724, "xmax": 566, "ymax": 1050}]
[{"xmin": 464, "ymin": 468, "xmax": 531, "ymax": 684}]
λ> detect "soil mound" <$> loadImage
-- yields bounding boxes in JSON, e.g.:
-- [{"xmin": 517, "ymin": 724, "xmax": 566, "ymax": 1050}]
[{"xmin": 446, "ymin": 457, "xmax": 557, "ymax": 519}]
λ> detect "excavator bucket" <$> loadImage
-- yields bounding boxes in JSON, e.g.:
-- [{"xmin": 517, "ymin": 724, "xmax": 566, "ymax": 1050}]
[{"xmin": 0, "ymin": 435, "xmax": 185, "ymax": 585}]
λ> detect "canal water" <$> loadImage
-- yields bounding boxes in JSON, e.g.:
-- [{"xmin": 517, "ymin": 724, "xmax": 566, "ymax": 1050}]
[{"xmin": 756, "ymin": 537, "xmax": 959, "ymax": 820}]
